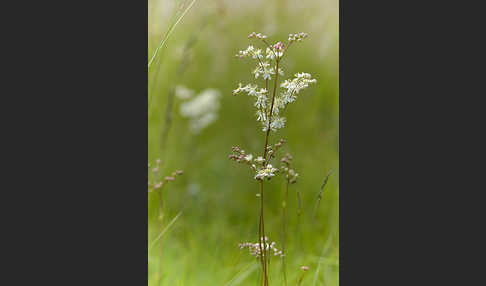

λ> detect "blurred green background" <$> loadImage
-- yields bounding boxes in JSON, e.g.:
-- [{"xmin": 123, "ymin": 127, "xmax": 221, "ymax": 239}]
[{"xmin": 148, "ymin": 0, "xmax": 338, "ymax": 285}]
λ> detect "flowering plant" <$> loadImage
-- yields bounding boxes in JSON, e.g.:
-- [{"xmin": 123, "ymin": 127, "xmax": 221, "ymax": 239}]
[{"xmin": 229, "ymin": 31, "xmax": 316, "ymax": 286}]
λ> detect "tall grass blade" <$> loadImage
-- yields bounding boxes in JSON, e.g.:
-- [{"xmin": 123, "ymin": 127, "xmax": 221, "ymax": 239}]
[
  {"xmin": 147, "ymin": 0, "xmax": 198, "ymax": 69},
  {"xmin": 224, "ymin": 262, "xmax": 258, "ymax": 286},
  {"xmin": 149, "ymin": 211, "xmax": 183, "ymax": 250},
  {"xmin": 312, "ymin": 170, "xmax": 333, "ymax": 219}
]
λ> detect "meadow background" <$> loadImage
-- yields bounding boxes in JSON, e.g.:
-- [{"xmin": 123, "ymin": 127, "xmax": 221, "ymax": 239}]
[{"xmin": 148, "ymin": 0, "xmax": 339, "ymax": 285}]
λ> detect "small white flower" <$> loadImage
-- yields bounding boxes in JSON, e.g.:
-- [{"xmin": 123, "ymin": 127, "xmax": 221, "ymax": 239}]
[
  {"xmin": 236, "ymin": 45, "xmax": 254, "ymax": 58},
  {"xmin": 254, "ymin": 164, "xmax": 278, "ymax": 180},
  {"xmin": 270, "ymin": 117, "xmax": 286, "ymax": 130},
  {"xmin": 252, "ymin": 49, "xmax": 263, "ymax": 59},
  {"xmin": 256, "ymin": 110, "xmax": 267, "ymax": 122},
  {"xmin": 247, "ymin": 84, "xmax": 258, "ymax": 96},
  {"xmin": 281, "ymin": 91, "xmax": 296, "ymax": 104},
  {"xmin": 244, "ymin": 154, "xmax": 253, "ymax": 162},
  {"xmin": 254, "ymin": 93, "xmax": 267, "ymax": 109},
  {"xmin": 233, "ymin": 83, "xmax": 243, "ymax": 95},
  {"xmin": 262, "ymin": 120, "xmax": 270, "ymax": 132},
  {"xmin": 265, "ymin": 45, "xmax": 283, "ymax": 60},
  {"xmin": 254, "ymin": 156, "xmax": 265, "ymax": 164},
  {"xmin": 288, "ymin": 32, "xmax": 308, "ymax": 42},
  {"xmin": 253, "ymin": 61, "xmax": 274, "ymax": 80},
  {"xmin": 280, "ymin": 73, "xmax": 316, "ymax": 95},
  {"xmin": 265, "ymin": 47, "xmax": 274, "ymax": 60}
]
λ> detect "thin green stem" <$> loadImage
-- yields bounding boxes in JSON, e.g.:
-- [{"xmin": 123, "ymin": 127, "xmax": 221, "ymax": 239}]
[
  {"xmin": 160, "ymin": 86, "xmax": 175, "ymax": 154},
  {"xmin": 281, "ymin": 178, "xmax": 289, "ymax": 286},
  {"xmin": 157, "ymin": 186, "xmax": 165, "ymax": 286},
  {"xmin": 297, "ymin": 271, "xmax": 308, "ymax": 286}
]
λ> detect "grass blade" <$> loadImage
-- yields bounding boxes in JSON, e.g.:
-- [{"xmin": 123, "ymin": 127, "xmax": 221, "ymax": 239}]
[
  {"xmin": 148, "ymin": 0, "xmax": 198, "ymax": 69},
  {"xmin": 313, "ymin": 170, "xmax": 333, "ymax": 219},
  {"xmin": 149, "ymin": 211, "xmax": 183, "ymax": 250},
  {"xmin": 224, "ymin": 262, "xmax": 258, "ymax": 286}
]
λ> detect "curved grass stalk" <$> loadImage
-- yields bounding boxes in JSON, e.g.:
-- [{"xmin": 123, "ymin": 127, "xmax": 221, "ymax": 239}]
[
  {"xmin": 224, "ymin": 262, "xmax": 258, "ymax": 286},
  {"xmin": 148, "ymin": 0, "xmax": 198, "ymax": 69},
  {"xmin": 149, "ymin": 210, "xmax": 183, "ymax": 250}
]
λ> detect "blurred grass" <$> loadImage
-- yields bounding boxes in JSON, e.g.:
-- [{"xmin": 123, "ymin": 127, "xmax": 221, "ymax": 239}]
[{"xmin": 148, "ymin": 0, "xmax": 338, "ymax": 285}]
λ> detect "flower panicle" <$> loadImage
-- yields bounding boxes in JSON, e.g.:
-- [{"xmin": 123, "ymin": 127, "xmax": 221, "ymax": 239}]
[
  {"xmin": 234, "ymin": 32, "xmax": 315, "ymax": 134},
  {"xmin": 239, "ymin": 237, "xmax": 284, "ymax": 258},
  {"xmin": 148, "ymin": 159, "xmax": 183, "ymax": 192},
  {"xmin": 280, "ymin": 153, "xmax": 299, "ymax": 184}
]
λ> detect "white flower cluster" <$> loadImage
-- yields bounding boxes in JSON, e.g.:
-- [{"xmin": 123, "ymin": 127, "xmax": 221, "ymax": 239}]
[
  {"xmin": 233, "ymin": 33, "xmax": 315, "ymax": 133},
  {"xmin": 236, "ymin": 45, "xmax": 263, "ymax": 60},
  {"xmin": 288, "ymin": 32, "xmax": 308, "ymax": 42},
  {"xmin": 254, "ymin": 164, "xmax": 278, "ymax": 180},
  {"xmin": 179, "ymin": 87, "xmax": 221, "ymax": 134},
  {"xmin": 248, "ymin": 32, "xmax": 267, "ymax": 40},
  {"xmin": 239, "ymin": 237, "xmax": 283, "ymax": 258},
  {"xmin": 265, "ymin": 43, "xmax": 284, "ymax": 60},
  {"xmin": 280, "ymin": 73, "xmax": 317, "ymax": 95},
  {"xmin": 253, "ymin": 61, "xmax": 274, "ymax": 80},
  {"xmin": 229, "ymin": 140, "xmax": 287, "ymax": 181}
]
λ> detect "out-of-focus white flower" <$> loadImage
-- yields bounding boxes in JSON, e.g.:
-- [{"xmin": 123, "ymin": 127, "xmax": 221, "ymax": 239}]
[
  {"xmin": 180, "ymin": 89, "xmax": 220, "ymax": 118},
  {"xmin": 188, "ymin": 112, "xmax": 218, "ymax": 134},
  {"xmin": 244, "ymin": 154, "xmax": 253, "ymax": 162},
  {"xmin": 175, "ymin": 85, "xmax": 195, "ymax": 100},
  {"xmin": 179, "ymin": 88, "xmax": 221, "ymax": 134}
]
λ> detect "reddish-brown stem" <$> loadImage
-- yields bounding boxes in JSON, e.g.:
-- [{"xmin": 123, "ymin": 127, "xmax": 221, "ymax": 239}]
[
  {"xmin": 258, "ymin": 181, "xmax": 265, "ymax": 286},
  {"xmin": 257, "ymin": 56, "xmax": 281, "ymax": 286},
  {"xmin": 263, "ymin": 59, "xmax": 280, "ymax": 162},
  {"xmin": 258, "ymin": 180, "xmax": 269, "ymax": 286}
]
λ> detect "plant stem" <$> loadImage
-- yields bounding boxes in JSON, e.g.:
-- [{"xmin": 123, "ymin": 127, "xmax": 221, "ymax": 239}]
[
  {"xmin": 281, "ymin": 178, "xmax": 289, "ymax": 286},
  {"xmin": 160, "ymin": 86, "xmax": 175, "ymax": 154},
  {"xmin": 148, "ymin": 0, "xmax": 198, "ymax": 69},
  {"xmin": 157, "ymin": 187, "xmax": 165, "ymax": 286},
  {"xmin": 263, "ymin": 59, "xmax": 280, "ymax": 161},
  {"xmin": 297, "ymin": 271, "xmax": 308, "ymax": 286},
  {"xmin": 257, "ymin": 57, "xmax": 281, "ymax": 286},
  {"xmin": 258, "ymin": 182, "xmax": 264, "ymax": 286},
  {"xmin": 258, "ymin": 180, "xmax": 269, "ymax": 286}
]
